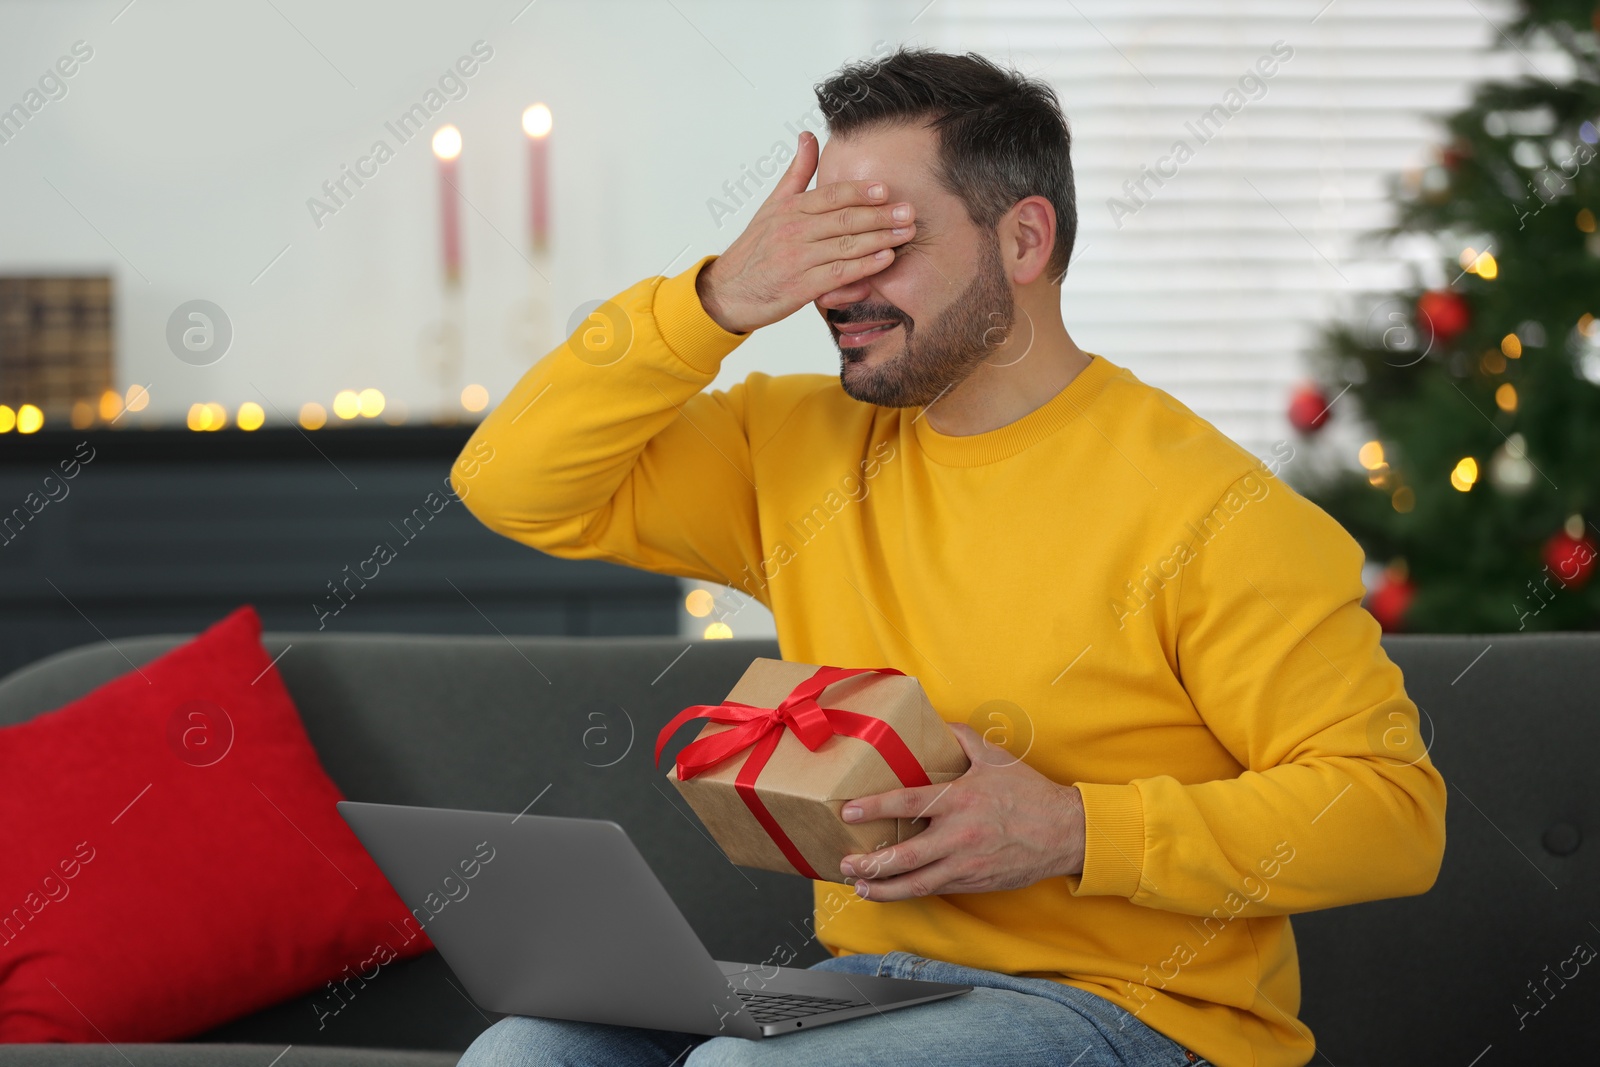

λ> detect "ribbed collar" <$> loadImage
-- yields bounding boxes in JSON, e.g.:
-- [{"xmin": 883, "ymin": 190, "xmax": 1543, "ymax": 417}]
[{"xmin": 912, "ymin": 353, "xmax": 1119, "ymax": 467}]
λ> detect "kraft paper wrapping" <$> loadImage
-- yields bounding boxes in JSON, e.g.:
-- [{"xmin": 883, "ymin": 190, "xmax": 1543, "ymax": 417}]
[{"xmin": 666, "ymin": 659, "xmax": 969, "ymax": 883}]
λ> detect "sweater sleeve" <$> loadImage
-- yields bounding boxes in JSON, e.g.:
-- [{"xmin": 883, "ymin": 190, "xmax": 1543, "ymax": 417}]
[
  {"xmin": 1068, "ymin": 467, "xmax": 1448, "ymax": 917},
  {"xmin": 449, "ymin": 255, "xmax": 766, "ymax": 593}
]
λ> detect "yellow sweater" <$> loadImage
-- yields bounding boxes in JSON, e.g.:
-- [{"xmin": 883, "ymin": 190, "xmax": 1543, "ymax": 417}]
[{"xmin": 453, "ymin": 255, "xmax": 1447, "ymax": 1067}]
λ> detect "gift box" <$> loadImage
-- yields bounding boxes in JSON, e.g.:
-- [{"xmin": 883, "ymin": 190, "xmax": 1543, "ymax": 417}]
[{"xmin": 655, "ymin": 659, "xmax": 969, "ymax": 883}]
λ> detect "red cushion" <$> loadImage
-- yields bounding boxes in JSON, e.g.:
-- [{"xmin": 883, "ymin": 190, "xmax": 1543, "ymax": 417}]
[{"xmin": 0, "ymin": 606, "xmax": 432, "ymax": 1042}]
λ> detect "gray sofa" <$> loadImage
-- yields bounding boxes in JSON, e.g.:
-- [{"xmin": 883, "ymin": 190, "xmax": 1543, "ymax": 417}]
[{"xmin": 0, "ymin": 631, "xmax": 1593, "ymax": 1065}]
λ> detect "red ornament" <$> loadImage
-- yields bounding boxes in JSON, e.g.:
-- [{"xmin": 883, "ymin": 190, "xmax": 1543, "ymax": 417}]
[
  {"xmin": 1287, "ymin": 383, "xmax": 1332, "ymax": 433},
  {"xmin": 1416, "ymin": 289, "xmax": 1470, "ymax": 347},
  {"xmin": 1368, "ymin": 570, "xmax": 1416, "ymax": 632},
  {"xmin": 1543, "ymin": 528, "xmax": 1598, "ymax": 589},
  {"xmin": 1440, "ymin": 139, "xmax": 1471, "ymax": 171}
]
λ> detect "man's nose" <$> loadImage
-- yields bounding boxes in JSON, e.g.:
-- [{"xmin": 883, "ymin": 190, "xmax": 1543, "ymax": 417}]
[{"xmin": 815, "ymin": 280, "xmax": 877, "ymax": 312}]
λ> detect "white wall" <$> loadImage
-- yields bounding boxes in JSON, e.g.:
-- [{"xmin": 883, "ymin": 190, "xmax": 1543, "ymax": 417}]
[
  {"xmin": 4, "ymin": 0, "xmax": 1539, "ymax": 441},
  {"xmin": 0, "ymin": 0, "xmax": 885, "ymax": 424}
]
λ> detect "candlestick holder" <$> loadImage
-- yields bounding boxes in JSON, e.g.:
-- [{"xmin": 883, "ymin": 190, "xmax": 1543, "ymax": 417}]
[
  {"xmin": 419, "ymin": 279, "xmax": 466, "ymax": 420},
  {"xmin": 507, "ymin": 245, "xmax": 555, "ymax": 366}
]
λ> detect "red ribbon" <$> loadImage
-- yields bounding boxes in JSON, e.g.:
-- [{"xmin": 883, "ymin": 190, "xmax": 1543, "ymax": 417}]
[{"xmin": 655, "ymin": 665, "xmax": 933, "ymax": 879}]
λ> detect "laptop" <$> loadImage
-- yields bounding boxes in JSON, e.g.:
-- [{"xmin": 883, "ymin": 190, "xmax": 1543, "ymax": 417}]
[{"xmin": 336, "ymin": 801, "xmax": 971, "ymax": 1038}]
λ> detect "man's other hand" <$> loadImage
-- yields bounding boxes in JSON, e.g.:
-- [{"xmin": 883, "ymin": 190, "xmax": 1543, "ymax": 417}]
[
  {"xmin": 695, "ymin": 130, "xmax": 916, "ymax": 335},
  {"xmin": 838, "ymin": 723, "xmax": 1086, "ymax": 901}
]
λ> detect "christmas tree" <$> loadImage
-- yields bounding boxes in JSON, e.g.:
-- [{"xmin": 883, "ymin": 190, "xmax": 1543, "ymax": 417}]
[{"xmin": 1295, "ymin": 0, "xmax": 1600, "ymax": 633}]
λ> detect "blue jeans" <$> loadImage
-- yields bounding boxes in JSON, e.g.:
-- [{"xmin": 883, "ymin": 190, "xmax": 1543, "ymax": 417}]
[{"xmin": 456, "ymin": 950, "xmax": 1211, "ymax": 1066}]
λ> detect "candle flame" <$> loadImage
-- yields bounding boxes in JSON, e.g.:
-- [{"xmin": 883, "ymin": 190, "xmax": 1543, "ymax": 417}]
[
  {"xmin": 522, "ymin": 103, "xmax": 553, "ymax": 139},
  {"xmin": 432, "ymin": 124, "xmax": 463, "ymax": 161}
]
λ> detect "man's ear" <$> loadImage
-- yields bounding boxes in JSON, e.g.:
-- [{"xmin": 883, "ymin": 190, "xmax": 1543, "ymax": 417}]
[{"xmin": 1004, "ymin": 195, "xmax": 1057, "ymax": 285}]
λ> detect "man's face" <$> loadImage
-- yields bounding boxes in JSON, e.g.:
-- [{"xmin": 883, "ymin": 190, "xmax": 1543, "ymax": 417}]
[{"xmin": 814, "ymin": 122, "xmax": 1015, "ymax": 407}]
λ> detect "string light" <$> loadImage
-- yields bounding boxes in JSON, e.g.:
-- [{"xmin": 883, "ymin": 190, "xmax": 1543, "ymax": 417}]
[
  {"xmin": 1450, "ymin": 456, "xmax": 1479, "ymax": 492},
  {"xmin": 1495, "ymin": 383, "xmax": 1518, "ymax": 411},
  {"xmin": 685, "ymin": 589, "xmax": 715, "ymax": 617},
  {"xmin": 98, "ymin": 390, "xmax": 122, "ymax": 420},
  {"xmin": 461, "ymin": 384, "xmax": 489, "ymax": 412},
  {"xmin": 358, "ymin": 388, "xmax": 385, "ymax": 418},
  {"xmin": 1391, "ymin": 486, "xmax": 1415, "ymax": 513},
  {"xmin": 333, "ymin": 390, "xmax": 362, "ymax": 420},
  {"xmin": 1358, "ymin": 441, "xmax": 1385, "ymax": 470},
  {"xmin": 702, "ymin": 622, "xmax": 733, "ymax": 640},
  {"xmin": 0, "ymin": 405, "xmax": 15, "ymax": 433},
  {"xmin": 1461, "ymin": 246, "xmax": 1498, "ymax": 276},
  {"xmin": 185, "ymin": 403, "xmax": 228, "ymax": 431},
  {"xmin": 17, "ymin": 404, "xmax": 44, "ymax": 433},
  {"xmin": 299, "ymin": 402, "xmax": 328, "ymax": 430},
  {"xmin": 124, "ymin": 384, "xmax": 151, "ymax": 412},
  {"xmin": 1501, "ymin": 333, "xmax": 1522, "ymax": 358},
  {"xmin": 237, "ymin": 402, "xmax": 266, "ymax": 431}
]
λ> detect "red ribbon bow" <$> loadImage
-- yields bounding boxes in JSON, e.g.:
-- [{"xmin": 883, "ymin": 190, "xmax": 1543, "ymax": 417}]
[{"xmin": 655, "ymin": 665, "xmax": 933, "ymax": 879}]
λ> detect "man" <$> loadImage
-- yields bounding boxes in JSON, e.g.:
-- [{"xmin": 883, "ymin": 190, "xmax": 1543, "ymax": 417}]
[{"xmin": 452, "ymin": 47, "xmax": 1445, "ymax": 1067}]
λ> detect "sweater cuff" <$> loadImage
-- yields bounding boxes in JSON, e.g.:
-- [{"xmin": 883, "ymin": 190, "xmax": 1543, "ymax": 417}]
[
  {"xmin": 653, "ymin": 254, "xmax": 749, "ymax": 375},
  {"xmin": 1070, "ymin": 782, "xmax": 1146, "ymax": 898}
]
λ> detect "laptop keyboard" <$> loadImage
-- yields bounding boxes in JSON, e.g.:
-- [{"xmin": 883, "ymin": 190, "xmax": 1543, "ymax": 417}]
[{"xmin": 735, "ymin": 989, "xmax": 865, "ymax": 1023}]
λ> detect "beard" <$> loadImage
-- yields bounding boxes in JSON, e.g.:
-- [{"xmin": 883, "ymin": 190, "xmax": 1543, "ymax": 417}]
[{"xmin": 830, "ymin": 235, "xmax": 1015, "ymax": 408}]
